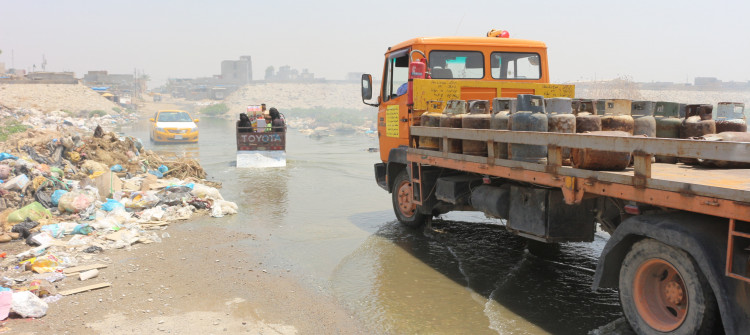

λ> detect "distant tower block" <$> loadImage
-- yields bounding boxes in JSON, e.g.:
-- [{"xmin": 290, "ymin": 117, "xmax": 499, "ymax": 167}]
[{"xmin": 221, "ymin": 56, "xmax": 253, "ymax": 84}]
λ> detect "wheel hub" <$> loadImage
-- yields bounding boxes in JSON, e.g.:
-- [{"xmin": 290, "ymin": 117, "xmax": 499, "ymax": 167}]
[
  {"xmin": 633, "ymin": 258, "xmax": 688, "ymax": 332},
  {"xmin": 397, "ymin": 181, "xmax": 416, "ymax": 216},
  {"xmin": 665, "ymin": 281, "xmax": 684, "ymax": 306}
]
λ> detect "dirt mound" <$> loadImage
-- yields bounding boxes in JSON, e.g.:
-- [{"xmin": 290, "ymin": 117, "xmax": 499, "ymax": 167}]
[{"xmin": 0, "ymin": 83, "xmax": 120, "ymax": 113}]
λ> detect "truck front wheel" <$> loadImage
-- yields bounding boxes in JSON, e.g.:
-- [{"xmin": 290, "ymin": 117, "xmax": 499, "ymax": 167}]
[
  {"xmin": 619, "ymin": 238, "xmax": 718, "ymax": 334},
  {"xmin": 391, "ymin": 170, "xmax": 426, "ymax": 228}
]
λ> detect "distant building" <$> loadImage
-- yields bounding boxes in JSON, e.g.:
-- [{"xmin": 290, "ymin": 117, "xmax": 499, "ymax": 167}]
[
  {"xmin": 694, "ymin": 77, "xmax": 720, "ymax": 86},
  {"xmin": 346, "ymin": 72, "xmax": 364, "ymax": 82},
  {"xmin": 83, "ymin": 71, "xmax": 135, "ymax": 90},
  {"xmin": 221, "ymin": 56, "xmax": 252, "ymax": 84}
]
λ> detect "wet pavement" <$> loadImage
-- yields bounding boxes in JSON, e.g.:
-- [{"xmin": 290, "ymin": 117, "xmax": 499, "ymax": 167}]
[{"xmin": 121, "ymin": 117, "xmax": 626, "ymax": 334}]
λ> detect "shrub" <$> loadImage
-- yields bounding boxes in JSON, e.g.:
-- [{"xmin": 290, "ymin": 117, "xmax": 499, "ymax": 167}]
[
  {"xmin": 200, "ymin": 103, "xmax": 229, "ymax": 116},
  {"xmin": 89, "ymin": 110, "xmax": 107, "ymax": 118},
  {"xmin": 112, "ymin": 107, "xmax": 122, "ymax": 114},
  {"xmin": 0, "ymin": 119, "xmax": 29, "ymax": 141}
]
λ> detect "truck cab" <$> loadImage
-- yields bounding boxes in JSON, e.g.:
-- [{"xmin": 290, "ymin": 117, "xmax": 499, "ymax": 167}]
[{"xmin": 362, "ymin": 36, "xmax": 556, "ymax": 163}]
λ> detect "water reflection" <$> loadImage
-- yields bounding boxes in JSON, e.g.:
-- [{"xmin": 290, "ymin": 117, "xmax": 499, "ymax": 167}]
[{"xmin": 333, "ymin": 218, "xmax": 622, "ymax": 334}]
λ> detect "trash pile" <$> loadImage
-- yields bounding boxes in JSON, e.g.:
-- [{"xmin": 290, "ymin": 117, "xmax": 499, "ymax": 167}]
[
  {"xmin": 0, "ymin": 109, "xmax": 237, "ymax": 321},
  {"xmin": 0, "ymin": 106, "xmax": 138, "ymax": 134}
]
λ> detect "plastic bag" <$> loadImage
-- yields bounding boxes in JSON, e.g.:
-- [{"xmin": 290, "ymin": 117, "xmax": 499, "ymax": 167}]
[
  {"xmin": 191, "ymin": 183, "xmax": 224, "ymax": 200},
  {"xmin": 11, "ymin": 218, "xmax": 40, "ymax": 238},
  {"xmin": 8, "ymin": 202, "xmax": 52, "ymax": 223},
  {"xmin": 58, "ymin": 191, "xmax": 95, "ymax": 213},
  {"xmin": 158, "ymin": 164, "xmax": 169, "ymax": 173},
  {"xmin": 72, "ymin": 224, "xmax": 93, "ymax": 235},
  {"xmin": 101, "ymin": 199, "xmax": 125, "ymax": 212},
  {"xmin": 125, "ymin": 191, "xmax": 159, "ymax": 209},
  {"xmin": 11, "ymin": 291, "xmax": 48, "ymax": 318},
  {"xmin": 51, "ymin": 189, "xmax": 68, "ymax": 206},
  {"xmin": 148, "ymin": 170, "xmax": 163, "ymax": 178},
  {"xmin": 110, "ymin": 164, "xmax": 123, "ymax": 172},
  {"xmin": 35, "ymin": 189, "xmax": 54, "ymax": 209},
  {"xmin": 0, "ymin": 152, "xmax": 18, "ymax": 161},
  {"xmin": 156, "ymin": 186, "xmax": 192, "ymax": 206}
]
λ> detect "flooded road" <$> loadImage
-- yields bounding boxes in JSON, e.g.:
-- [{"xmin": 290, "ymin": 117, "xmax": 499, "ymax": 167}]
[{"xmin": 122, "ymin": 117, "xmax": 624, "ymax": 334}]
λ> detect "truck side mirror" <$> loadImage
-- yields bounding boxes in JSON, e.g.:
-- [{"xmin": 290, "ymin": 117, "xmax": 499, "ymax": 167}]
[{"xmin": 361, "ymin": 74, "xmax": 379, "ymax": 107}]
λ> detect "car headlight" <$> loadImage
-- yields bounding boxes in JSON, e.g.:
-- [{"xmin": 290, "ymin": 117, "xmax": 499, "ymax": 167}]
[
  {"xmin": 190, "ymin": 127, "xmax": 198, "ymax": 132},
  {"xmin": 156, "ymin": 127, "xmax": 165, "ymax": 132}
]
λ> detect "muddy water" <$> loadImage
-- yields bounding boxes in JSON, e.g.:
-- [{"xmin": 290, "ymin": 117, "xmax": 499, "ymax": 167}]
[{"xmin": 122, "ymin": 117, "xmax": 623, "ymax": 334}]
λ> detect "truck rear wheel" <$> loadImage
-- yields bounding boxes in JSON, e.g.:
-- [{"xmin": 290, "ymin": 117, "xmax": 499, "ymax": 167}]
[
  {"xmin": 392, "ymin": 170, "xmax": 426, "ymax": 228},
  {"xmin": 619, "ymin": 239, "xmax": 717, "ymax": 334}
]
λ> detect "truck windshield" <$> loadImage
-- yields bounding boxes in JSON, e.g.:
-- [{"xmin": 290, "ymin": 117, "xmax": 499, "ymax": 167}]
[
  {"xmin": 429, "ymin": 51, "xmax": 484, "ymax": 79},
  {"xmin": 491, "ymin": 52, "xmax": 541, "ymax": 80}
]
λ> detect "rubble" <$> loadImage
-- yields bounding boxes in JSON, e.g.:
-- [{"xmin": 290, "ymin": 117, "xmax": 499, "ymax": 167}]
[{"xmin": 0, "ymin": 107, "xmax": 237, "ymax": 321}]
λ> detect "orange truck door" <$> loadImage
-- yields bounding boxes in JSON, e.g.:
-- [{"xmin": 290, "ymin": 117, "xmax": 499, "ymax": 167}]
[{"xmin": 378, "ymin": 49, "xmax": 411, "ymax": 162}]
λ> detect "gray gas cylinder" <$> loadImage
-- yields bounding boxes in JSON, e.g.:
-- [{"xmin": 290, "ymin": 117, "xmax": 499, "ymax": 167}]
[
  {"xmin": 490, "ymin": 98, "xmax": 514, "ymax": 159},
  {"xmin": 715, "ymin": 102, "xmax": 747, "ymax": 133},
  {"xmin": 654, "ymin": 101, "xmax": 683, "ymax": 163},
  {"xmin": 631, "ymin": 101, "xmax": 656, "ymax": 137},
  {"xmin": 510, "ymin": 94, "xmax": 548, "ymax": 164}
]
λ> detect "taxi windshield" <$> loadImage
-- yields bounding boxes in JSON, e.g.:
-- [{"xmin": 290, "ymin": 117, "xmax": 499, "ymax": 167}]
[{"xmin": 158, "ymin": 112, "xmax": 192, "ymax": 122}]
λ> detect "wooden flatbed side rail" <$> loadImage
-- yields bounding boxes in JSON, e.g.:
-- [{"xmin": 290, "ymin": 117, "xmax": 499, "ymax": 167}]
[
  {"xmin": 408, "ymin": 149, "xmax": 750, "ymax": 222},
  {"xmin": 410, "ymin": 127, "xmax": 750, "ymax": 163}
]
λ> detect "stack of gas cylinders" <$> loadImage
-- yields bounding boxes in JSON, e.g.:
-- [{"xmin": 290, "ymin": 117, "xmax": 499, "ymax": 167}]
[{"xmin": 418, "ymin": 95, "xmax": 748, "ymax": 170}]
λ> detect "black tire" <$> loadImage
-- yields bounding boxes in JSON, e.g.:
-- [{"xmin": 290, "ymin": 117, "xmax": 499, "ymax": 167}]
[
  {"xmin": 391, "ymin": 170, "xmax": 426, "ymax": 228},
  {"xmin": 619, "ymin": 238, "xmax": 718, "ymax": 335}
]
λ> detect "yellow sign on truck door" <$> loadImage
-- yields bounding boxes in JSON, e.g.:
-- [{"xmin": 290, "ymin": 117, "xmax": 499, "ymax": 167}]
[{"xmin": 386, "ymin": 105, "xmax": 400, "ymax": 137}]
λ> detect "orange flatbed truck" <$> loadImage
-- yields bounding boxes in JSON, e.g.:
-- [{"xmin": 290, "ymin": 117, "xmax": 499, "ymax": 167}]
[{"xmin": 361, "ymin": 35, "xmax": 750, "ymax": 334}]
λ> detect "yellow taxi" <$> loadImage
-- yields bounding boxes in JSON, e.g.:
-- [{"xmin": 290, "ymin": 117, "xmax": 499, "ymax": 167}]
[{"xmin": 149, "ymin": 110, "xmax": 199, "ymax": 143}]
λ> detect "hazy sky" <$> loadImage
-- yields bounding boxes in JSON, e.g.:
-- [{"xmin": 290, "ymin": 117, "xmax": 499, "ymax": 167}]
[{"xmin": 1, "ymin": 0, "xmax": 749, "ymax": 86}]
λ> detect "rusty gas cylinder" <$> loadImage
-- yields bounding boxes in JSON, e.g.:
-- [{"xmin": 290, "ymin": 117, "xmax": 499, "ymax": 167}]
[
  {"xmin": 576, "ymin": 100, "xmax": 602, "ymax": 133},
  {"xmin": 570, "ymin": 131, "xmax": 632, "ymax": 171},
  {"xmin": 715, "ymin": 102, "xmax": 747, "ymax": 133},
  {"xmin": 418, "ymin": 100, "xmax": 444, "ymax": 150},
  {"xmin": 510, "ymin": 94, "xmax": 548, "ymax": 164},
  {"xmin": 631, "ymin": 101, "xmax": 656, "ymax": 137},
  {"xmin": 600, "ymin": 99, "xmax": 634, "ymax": 134},
  {"xmin": 490, "ymin": 98, "xmax": 514, "ymax": 159},
  {"xmin": 546, "ymin": 98, "xmax": 575, "ymax": 164},
  {"xmin": 462, "ymin": 100, "xmax": 491, "ymax": 156},
  {"xmin": 439, "ymin": 100, "xmax": 467, "ymax": 153},
  {"xmin": 680, "ymin": 105, "xmax": 716, "ymax": 165},
  {"xmin": 699, "ymin": 132, "xmax": 750, "ymax": 168},
  {"xmin": 654, "ymin": 101, "xmax": 683, "ymax": 163}
]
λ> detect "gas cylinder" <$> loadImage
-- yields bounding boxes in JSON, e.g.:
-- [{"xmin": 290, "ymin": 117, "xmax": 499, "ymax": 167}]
[
  {"xmin": 439, "ymin": 100, "xmax": 467, "ymax": 153},
  {"xmin": 680, "ymin": 104, "xmax": 715, "ymax": 165},
  {"xmin": 546, "ymin": 98, "xmax": 575, "ymax": 164},
  {"xmin": 715, "ymin": 102, "xmax": 747, "ymax": 133},
  {"xmin": 570, "ymin": 131, "xmax": 632, "ymax": 171},
  {"xmin": 490, "ymin": 98, "xmax": 514, "ymax": 159},
  {"xmin": 600, "ymin": 99, "xmax": 634, "ymax": 134},
  {"xmin": 462, "ymin": 100, "xmax": 491, "ymax": 156},
  {"xmin": 510, "ymin": 94, "xmax": 548, "ymax": 164},
  {"xmin": 631, "ymin": 101, "xmax": 656, "ymax": 137},
  {"xmin": 654, "ymin": 101, "xmax": 683, "ymax": 163},
  {"xmin": 418, "ymin": 100, "xmax": 444, "ymax": 150},
  {"xmin": 576, "ymin": 100, "xmax": 602, "ymax": 133}
]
